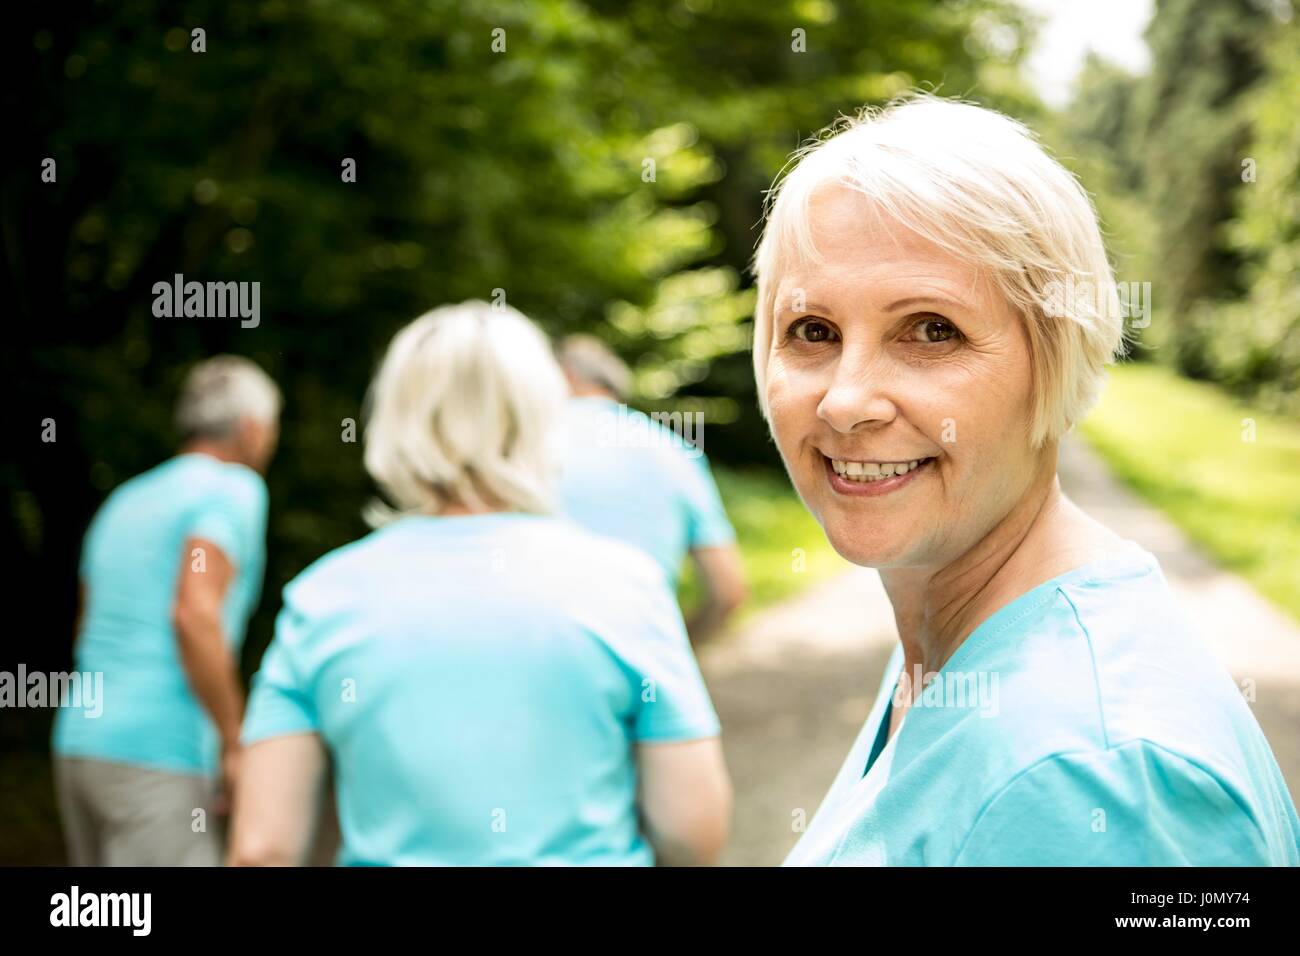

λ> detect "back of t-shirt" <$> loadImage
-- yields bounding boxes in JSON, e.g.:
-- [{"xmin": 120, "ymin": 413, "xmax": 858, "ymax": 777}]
[
  {"xmin": 558, "ymin": 397, "xmax": 735, "ymax": 586},
  {"xmin": 52, "ymin": 453, "xmax": 268, "ymax": 775},
  {"xmin": 241, "ymin": 512, "xmax": 721, "ymax": 865}
]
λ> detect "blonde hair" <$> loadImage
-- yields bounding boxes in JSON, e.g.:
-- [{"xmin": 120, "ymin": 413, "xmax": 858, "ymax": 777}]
[
  {"xmin": 363, "ymin": 300, "xmax": 567, "ymax": 520},
  {"xmin": 175, "ymin": 354, "xmax": 281, "ymax": 440},
  {"xmin": 752, "ymin": 93, "xmax": 1129, "ymax": 448}
]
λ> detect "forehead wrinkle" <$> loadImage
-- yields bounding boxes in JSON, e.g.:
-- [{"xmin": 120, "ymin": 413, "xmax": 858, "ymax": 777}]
[
  {"xmin": 774, "ymin": 187, "xmax": 1009, "ymax": 321},
  {"xmin": 783, "ymin": 250, "xmax": 987, "ymax": 315}
]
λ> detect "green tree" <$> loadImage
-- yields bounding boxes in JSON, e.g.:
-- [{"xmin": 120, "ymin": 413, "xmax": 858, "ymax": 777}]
[
  {"xmin": 1134, "ymin": 0, "xmax": 1274, "ymax": 375},
  {"xmin": 1211, "ymin": 15, "xmax": 1300, "ymax": 412},
  {"xmin": 4, "ymin": 0, "xmax": 1028, "ymax": 685}
]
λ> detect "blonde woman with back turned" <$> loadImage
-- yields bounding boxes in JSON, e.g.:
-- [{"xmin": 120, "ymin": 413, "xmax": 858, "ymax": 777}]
[{"xmin": 229, "ymin": 301, "xmax": 731, "ymax": 866}]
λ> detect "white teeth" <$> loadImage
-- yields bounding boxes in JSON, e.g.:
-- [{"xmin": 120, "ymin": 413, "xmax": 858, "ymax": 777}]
[{"xmin": 829, "ymin": 457, "xmax": 931, "ymax": 483}]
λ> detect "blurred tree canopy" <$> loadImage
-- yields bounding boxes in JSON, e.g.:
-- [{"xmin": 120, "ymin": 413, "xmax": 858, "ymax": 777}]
[
  {"xmin": 1214, "ymin": 19, "xmax": 1300, "ymax": 409},
  {"xmin": 1056, "ymin": 0, "xmax": 1299, "ymax": 412},
  {"xmin": 3, "ymin": 0, "xmax": 1030, "ymax": 680}
]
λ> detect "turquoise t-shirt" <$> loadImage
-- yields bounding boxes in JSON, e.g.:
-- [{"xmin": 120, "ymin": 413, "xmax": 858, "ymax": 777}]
[
  {"xmin": 558, "ymin": 397, "xmax": 735, "ymax": 587},
  {"xmin": 240, "ymin": 512, "xmax": 722, "ymax": 866},
  {"xmin": 52, "ymin": 454, "xmax": 268, "ymax": 776},
  {"xmin": 784, "ymin": 541, "xmax": 1300, "ymax": 866}
]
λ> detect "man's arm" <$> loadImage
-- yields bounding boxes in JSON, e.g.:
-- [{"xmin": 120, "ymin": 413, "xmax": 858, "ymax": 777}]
[
  {"xmin": 684, "ymin": 545, "xmax": 748, "ymax": 645},
  {"xmin": 172, "ymin": 536, "xmax": 245, "ymax": 806}
]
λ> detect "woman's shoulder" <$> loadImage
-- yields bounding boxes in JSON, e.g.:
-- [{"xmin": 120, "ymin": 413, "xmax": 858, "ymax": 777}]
[
  {"xmin": 278, "ymin": 512, "xmax": 671, "ymax": 618},
  {"xmin": 978, "ymin": 543, "xmax": 1232, "ymax": 738},
  {"xmin": 949, "ymin": 543, "xmax": 1294, "ymax": 848},
  {"xmin": 1044, "ymin": 545, "xmax": 1252, "ymax": 762},
  {"xmin": 276, "ymin": 526, "xmax": 394, "ymax": 615}
]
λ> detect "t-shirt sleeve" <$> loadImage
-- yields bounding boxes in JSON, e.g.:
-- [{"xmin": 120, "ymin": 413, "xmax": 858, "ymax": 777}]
[
  {"xmin": 678, "ymin": 451, "xmax": 735, "ymax": 551},
  {"xmin": 241, "ymin": 599, "xmax": 319, "ymax": 744},
  {"xmin": 188, "ymin": 468, "xmax": 268, "ymax": 571},
  {"xmin": 953, "ymin": 740, "xmax": 1274, "ymax": 865},
  {"xmin": 587, "ymin": 547, "xmax": 722, "ymax": 743}
]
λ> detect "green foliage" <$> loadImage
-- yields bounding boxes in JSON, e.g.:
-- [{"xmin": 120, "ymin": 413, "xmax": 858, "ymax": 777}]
[
  {"xmin": 1045, "ymin": 56, "xmax": 1157, "ymax": 308},
  {"xmin": 1055, "ymin": 54, "xmax": 1145, "ymax": 193},
  {"xmin": 1133, "ymin": 0, "xmax": 1273, "ymax": 376},
  {"xmin": 1210, "ymin": 21, "xmax": 1300, "ymax": 414},
  {"xmin": 1057, "ymin": 0, "xmax": 1298, "ymax": 417},
  {"xmin": 5, "ymin": 0, "xmax": 1028, "ymax": 683}
]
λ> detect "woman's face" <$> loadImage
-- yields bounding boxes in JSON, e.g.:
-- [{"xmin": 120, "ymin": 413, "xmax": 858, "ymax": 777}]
[{"xmin": 765, "ymin": 186, "xmax": 1042, "ymax": 570}]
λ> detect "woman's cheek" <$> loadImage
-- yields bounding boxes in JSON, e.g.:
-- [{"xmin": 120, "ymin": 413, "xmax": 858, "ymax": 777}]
[
  {"xmin": 765, "ymin": 370, "xmax": 809, "ymax": 465},
  {"xmin": 764, "ymin": 362, "xmax": 799, "ymax": 426}
]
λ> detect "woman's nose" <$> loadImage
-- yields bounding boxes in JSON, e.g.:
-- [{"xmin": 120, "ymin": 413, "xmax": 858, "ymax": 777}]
[{"xmin": 816, "ymin": 350, "xmax": 899, "ymax": 433}]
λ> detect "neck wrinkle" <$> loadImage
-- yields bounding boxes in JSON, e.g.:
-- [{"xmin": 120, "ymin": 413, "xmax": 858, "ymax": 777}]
[{"xmin": 883, "ymin": 459, "xmax": 1061, "ymax": 678}]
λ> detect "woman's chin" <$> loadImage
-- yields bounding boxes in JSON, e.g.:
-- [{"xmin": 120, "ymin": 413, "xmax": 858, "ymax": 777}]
[{"xmin": 823, "ymin": 522, "xmax": 912, "ymax": 568}]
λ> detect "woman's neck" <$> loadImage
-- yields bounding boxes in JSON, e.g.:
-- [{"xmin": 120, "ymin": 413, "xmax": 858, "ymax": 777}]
[{"xmin": 879, "ymin": 459, "xmax": 1119, "ymax": 680}]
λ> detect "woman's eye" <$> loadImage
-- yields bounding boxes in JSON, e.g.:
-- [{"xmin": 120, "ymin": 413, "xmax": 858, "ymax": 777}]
[
  {"xmin": 788, "ymin": 318, "xmax": 837, "ymax": 343},
  {"xmin": 911, "ymin": 316, "xmax": 961, "ymax": 343}
]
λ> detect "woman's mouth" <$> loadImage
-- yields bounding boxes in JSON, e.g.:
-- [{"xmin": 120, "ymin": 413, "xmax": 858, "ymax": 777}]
[{"xmin": 822, "ymin": 454, "xmax": 937, "ymax": 496}]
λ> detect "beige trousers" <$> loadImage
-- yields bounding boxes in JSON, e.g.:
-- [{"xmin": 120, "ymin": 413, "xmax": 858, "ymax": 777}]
[{"xmin": 53, "ymin": 755, "xmax": 224, "ymax": 866}]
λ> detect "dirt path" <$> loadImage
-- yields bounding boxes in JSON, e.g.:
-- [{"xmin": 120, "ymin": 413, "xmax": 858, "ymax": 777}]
[{"xmin": 696, "ymin": 436, "xmax": 1300, "ymax": 866}]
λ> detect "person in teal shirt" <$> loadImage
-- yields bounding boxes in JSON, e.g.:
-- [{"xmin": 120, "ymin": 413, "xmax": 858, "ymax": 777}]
[
  {"xmin": 52, "ymin": 354, "xmax": 280, "ymax": 865},
  {"xmin": 230, "ymin": 302, "xmax": 731, "ymax": 867},
  {"xmin": 783, "ymin": 543, "xmax": 1300, "ymax": 865},
  {"xmin": 749, "ymin": 94, "xmax": 1300, "ymax": 866},
  {"xmin": 557, "ymin": 335, "xmax": 747, "ymax": 643}
]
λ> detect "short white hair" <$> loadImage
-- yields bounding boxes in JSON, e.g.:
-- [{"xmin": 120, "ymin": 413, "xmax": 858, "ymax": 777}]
[
  {"xmin": 752, "ymin": 93, "xmax": 1128, "ymax": 448},
  {"xmin": 175, "ymin": 354, "xmax": 281, "ymax": 440},
  {"xmin": 363, "ymin": 300, "xmax": 568, "ymax": 520}
]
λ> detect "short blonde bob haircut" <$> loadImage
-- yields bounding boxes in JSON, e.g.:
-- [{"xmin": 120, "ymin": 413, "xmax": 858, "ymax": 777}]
[
  {"xmin": 363, "ymin": 300, "xmax": 568, "ymax": 520},
  {"xmin": 752, "ymin": 93, "xmax": 1128, "ymax": 449}
]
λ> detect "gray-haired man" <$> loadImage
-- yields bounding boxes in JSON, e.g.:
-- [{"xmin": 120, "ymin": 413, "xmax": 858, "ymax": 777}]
[{"xmin": 52, "ymin": 355, "xmax": 280, "ymax": 865}]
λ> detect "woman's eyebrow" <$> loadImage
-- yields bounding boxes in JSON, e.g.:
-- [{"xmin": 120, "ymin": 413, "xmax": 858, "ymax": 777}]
[
  {"xmin": 883, "ymin": 295, "xmax": 966, "ymax": 313},
  {"xmin": 779, "ymin": 298, "xmax": 834, "ymax": 315},
  {"xmin": 778, "ymin": 294, "xmax": 969, "ymax": 316}
]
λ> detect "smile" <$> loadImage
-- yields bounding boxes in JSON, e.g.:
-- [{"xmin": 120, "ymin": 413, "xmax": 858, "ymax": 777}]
[{"xmin": 822, "ymin": 454, "xmax": 937, "ymax": 496}]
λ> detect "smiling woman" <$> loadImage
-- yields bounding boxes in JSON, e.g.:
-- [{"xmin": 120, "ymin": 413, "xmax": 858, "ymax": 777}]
[{"xmin": 752, "ymin": 93, "xmax": 1300, "ymax": 866}]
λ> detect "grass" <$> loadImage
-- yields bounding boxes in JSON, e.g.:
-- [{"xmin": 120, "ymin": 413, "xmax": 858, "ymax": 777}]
[
  {"xmin": 1080, "ymin": 362, "xmax": 1300, "ymax": 622},
  {"xmin": 678, "ymin": 466, "xmax": 848, "ymax": 618}
]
